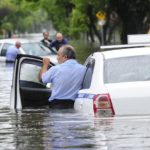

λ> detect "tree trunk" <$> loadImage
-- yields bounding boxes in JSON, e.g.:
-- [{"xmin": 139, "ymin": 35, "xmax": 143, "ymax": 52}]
[
  {"xmin": 108, "ymin": 0, "xmax": 148, "ymax": 44},
  {"xmin": 87, "ymin": 27, "xmax": 95, "ymax": 43},
  {"xmin": 87, "ymin": 4, "xmax": 102, "ymax": 44}
]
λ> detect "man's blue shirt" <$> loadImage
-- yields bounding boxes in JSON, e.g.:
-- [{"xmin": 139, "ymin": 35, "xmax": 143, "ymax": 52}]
[
  {"xmin": 6, "ymin": 45, "xmax": 19, "ymax": 61},
  {"xmin": 42, "ymin": 59, "xmax": 86, "ymax": 101}
]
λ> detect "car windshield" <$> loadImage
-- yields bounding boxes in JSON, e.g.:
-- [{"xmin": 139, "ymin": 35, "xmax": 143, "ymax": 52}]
[
  {"xmin": 104, "ymin": 55, "xmax": 150, "ymax": 83},
  {"xmin": 21, "ymin": 42, "xmax": 56, "ymax": 56}
]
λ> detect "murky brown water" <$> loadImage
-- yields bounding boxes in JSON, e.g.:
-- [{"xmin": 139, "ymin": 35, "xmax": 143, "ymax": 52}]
[{"xmin": 0, "ymin": 61, "xmax": 150, "ymax": 150}]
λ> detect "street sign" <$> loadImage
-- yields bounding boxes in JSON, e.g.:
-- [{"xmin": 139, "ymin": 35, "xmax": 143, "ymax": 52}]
[{"xmin": 96, "ymin": 11, "xmax": 106, "ymax": 20}]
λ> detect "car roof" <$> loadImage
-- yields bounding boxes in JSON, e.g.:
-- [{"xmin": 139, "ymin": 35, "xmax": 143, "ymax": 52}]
[
  {"xmin": 0, "ymin": 38, "xmax": 39, "ymax": 44},
  {"xmin": 97, "ymin": 46, "xmax": 150, "ymax": 59}
]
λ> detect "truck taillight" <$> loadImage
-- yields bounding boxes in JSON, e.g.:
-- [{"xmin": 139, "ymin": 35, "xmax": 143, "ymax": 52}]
[{"xmin": 93, "ymin": 94, "xmax": 115, "ymax": 117}]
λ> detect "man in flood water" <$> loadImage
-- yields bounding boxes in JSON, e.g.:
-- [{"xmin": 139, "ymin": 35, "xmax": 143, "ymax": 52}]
[
  {"xmin": 39, "ymin": 44, "xmax": 86, "ymax": 109},
  {"xmin": 49, "ymin": 32, "xmax": 68, "ymax": 51},
  {"xmin": 41, "ymin": 31, "xmax": 52, "ymax": 47},
  {"xmin": 6, "ymin": 41, "xmax": 21, "ymax": 62}
]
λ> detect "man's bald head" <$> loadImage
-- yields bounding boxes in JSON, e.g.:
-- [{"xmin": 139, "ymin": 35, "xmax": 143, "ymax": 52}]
[
  {"xmin": 56, "ymin": 32, "xmax": 63, "ymax": 41},
  {"xmin": 15, "ymin": 41, "xmax": 21, "ymax": 48}
]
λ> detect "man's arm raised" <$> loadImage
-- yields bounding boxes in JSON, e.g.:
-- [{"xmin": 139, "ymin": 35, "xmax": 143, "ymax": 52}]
[{"xmin": 39, "ymin": 57, "xmax": 50, "ymax": 81}]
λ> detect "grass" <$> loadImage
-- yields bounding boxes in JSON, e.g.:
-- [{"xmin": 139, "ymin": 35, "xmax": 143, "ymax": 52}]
[{"xmin": 70, "ymin": 40, "xmax": 99, "ymax": 64}]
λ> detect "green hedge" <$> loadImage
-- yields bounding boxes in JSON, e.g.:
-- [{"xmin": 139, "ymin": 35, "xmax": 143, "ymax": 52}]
[{"xmin": 70, "ymin": 40, "xmax": 96, "ymax": 64}]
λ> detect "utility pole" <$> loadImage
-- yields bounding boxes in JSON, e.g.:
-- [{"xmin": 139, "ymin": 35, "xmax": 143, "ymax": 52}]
[{"xmin": 96, "ymin": 11, "xmax": 106, "ymax": 45}]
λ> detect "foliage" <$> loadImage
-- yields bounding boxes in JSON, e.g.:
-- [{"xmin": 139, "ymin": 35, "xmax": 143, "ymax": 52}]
[
  {"xmin": 69, "ymin": 9, "xmax": 88, "ymax": 38},
  {"xmin": 70, "ymin": 40, "xmax": 93, "ymax": 63},
  {"xmin": 0, "ymin": 0, "xmax": 48, "ymax": 36},
  {"xmin": 0, "ymin": 0, "xmax": 150, "ymax": 44},
  {"xmin": 40, "ymin": 0, "xmax": 72, "ymax": 35},
  {"xmin": 0, "ymin": 0, "xmax": 16, "ymax": 23}
]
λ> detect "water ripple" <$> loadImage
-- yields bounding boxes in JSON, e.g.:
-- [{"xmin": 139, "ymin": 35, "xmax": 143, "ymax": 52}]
[{"xmin": 0, "ymin": 62, "xmax": 150, "ymax": 149}]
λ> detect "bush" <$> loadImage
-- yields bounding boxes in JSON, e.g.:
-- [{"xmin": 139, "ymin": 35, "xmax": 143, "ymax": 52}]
[{"xmin": 70, "ymin": 40, "xmax": 96, "ymax": 64}]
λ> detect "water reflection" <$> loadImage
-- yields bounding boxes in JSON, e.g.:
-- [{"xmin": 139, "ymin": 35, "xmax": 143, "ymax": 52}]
[
  {"xmin": 46, "ymin": 110, "xmax": 95, "ymax": 150},
  {"xmin": 11, "ymin": 109, "xmax": 96, "ymax": 150},
  {"xmin": 1, "ymin": 61, "xmax": 150, "ymax": 150},
  {"xmin": 13, "ymin": 109, "xmax": 48, "ymax": 150}
]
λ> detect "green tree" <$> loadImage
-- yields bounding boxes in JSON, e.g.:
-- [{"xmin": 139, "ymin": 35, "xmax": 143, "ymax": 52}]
[
  {"xmin": 40, "ymin": 0, "xmax": 73, "ymax": 35},
  {"xmin": 1, "ymin": 0, "xmax": 150, "ymax": 45},
  {"xmin": 0, "ymin": 0, "xmax": 16, "ymax": 37},
  {"xmin": 40, "ymin": 0, "xmax": 105, "ymax": 43},
  {"xmin": 0, "ymin": 0, "xmax": 48, "ymax": 36}
]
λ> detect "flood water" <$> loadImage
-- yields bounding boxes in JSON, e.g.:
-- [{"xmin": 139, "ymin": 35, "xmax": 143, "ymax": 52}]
[{"xmin": 1, "ymin": 62, "xmax": 150, "ymax": 150}]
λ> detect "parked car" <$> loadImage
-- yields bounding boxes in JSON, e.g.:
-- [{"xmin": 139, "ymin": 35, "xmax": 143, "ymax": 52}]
[
  {"xmin": 75, "ymin": 44, "xmax": 150, "ymax": 117},
  {"xmin": 0, "ymin": 38, "xmax": 57, "ymax": 64},
  {"xmin": 10, "ymin": 44, "xmax": 150, "ymax": 117}
]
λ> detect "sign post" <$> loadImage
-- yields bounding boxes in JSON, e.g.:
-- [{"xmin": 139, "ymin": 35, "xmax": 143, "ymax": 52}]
[{"xmin": 96, "ymin": 11, "xmax": 106, "ymax": 45}]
